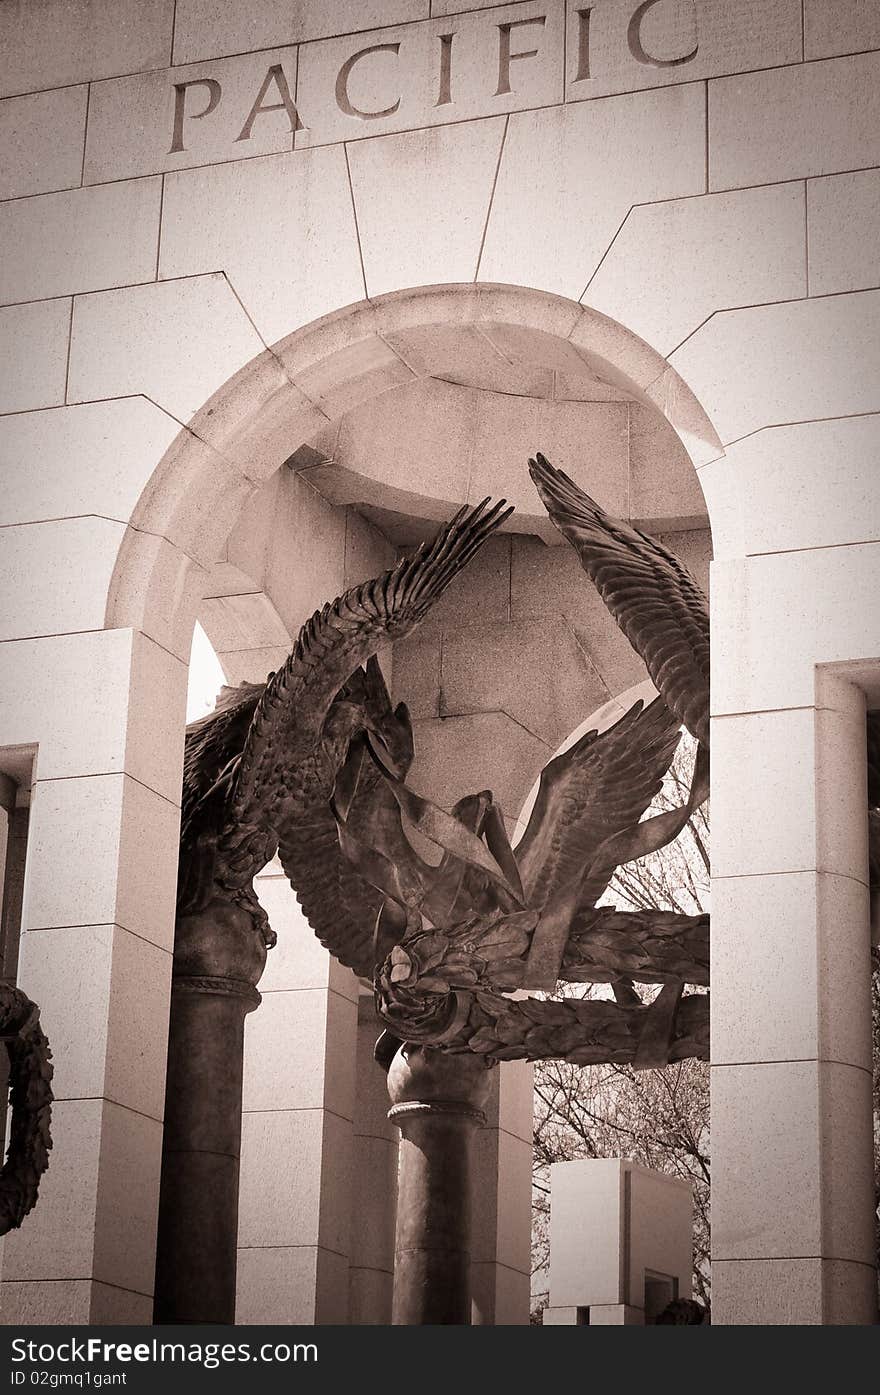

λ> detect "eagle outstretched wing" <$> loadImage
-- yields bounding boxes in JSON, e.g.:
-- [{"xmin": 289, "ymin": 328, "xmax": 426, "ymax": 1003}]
[
  {"xmin": 185, "ymin": 499, "xmax": 512, "ymax": 970},
  {"xmin": 529, "ymin": 453, "xmax": 710, "ymax": 746},
  {"xmin": 226, "ymin": 497, "xmax": 512, "ymax": 839},
  {"xmin": 515, "ymin": 697, "xmax": 682, "ymax": 914}
]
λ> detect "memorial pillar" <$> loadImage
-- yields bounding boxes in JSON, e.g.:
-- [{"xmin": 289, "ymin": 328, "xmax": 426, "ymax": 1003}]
[
  {"xmin": 387, "ymin": 1045, "xmax": 491, "ymax": 1325},
  {"xmin": 154, "ymin": 899, "xmax": 266, "ymax": 1324}
]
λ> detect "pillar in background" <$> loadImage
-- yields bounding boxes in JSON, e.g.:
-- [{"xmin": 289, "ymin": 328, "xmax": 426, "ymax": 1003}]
[
  {"xmin": 471, "ymin": 1059, "xmax": 534, "ymax": 1324},
  {"xmin": 348, "ymin": 995, "xmax": 397, "ymax": 1324},
  {"xmin": 235, "ymin": 865, "xmax": 358, "ymax": 1324}
]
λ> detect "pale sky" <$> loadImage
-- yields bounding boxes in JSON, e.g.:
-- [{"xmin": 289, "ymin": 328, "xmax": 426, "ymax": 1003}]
[{"xmin": 185, "ymin": 621, "xmax": 226, "ymax": 722}]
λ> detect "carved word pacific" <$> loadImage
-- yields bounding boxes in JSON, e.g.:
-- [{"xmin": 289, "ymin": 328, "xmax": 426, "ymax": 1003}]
[{"xmin": 168, "ymin": 3, "xmax": 701, "ymax": 153}]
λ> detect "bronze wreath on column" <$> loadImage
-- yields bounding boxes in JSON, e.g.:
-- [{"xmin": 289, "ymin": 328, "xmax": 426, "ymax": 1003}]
[{"xmin": 0, "ymin": 983, "xmax": 53, "ymax": 1235}]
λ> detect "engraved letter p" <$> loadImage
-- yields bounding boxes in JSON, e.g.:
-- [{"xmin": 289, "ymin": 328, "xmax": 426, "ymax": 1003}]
[{"xmin": 169, "ymin": 78, "xmax": 222, "ymax": 154}]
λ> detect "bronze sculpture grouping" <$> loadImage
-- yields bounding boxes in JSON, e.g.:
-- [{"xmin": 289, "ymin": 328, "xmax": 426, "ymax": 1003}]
[{"xmin": 167, "ymin": 456, "xmax": 715, "ymax": 1123}]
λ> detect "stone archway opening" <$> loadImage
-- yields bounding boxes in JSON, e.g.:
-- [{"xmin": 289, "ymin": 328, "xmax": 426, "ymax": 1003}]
[{"xmin": 102, "ymin": 281, "xmax": 722, "ymax": 1327}]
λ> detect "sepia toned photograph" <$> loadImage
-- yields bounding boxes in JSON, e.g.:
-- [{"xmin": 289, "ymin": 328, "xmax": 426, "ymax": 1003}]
[{"xmin": 0, "ymin": 0, "xmax": 878, "ymax": 1371}]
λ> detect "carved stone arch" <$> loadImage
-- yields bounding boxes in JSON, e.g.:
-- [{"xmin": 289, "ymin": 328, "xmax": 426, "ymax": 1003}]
[{"xmin": 105, "ymin": 282, "xmax": 723, "ymax": 660}]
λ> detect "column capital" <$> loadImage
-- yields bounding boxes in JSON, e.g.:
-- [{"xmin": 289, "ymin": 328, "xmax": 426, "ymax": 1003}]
[{"xmin": 387, "ymin": 1044, "xmax": 492, "ymax": 1124}]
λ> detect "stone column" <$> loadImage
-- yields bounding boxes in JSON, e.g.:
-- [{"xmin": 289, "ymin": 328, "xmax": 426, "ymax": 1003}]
[
  {"xmin": 235, "ymin": 868, "xmax": 358, "ymax": 1326},
  {"xmin": 711, "ymin": 667, "xmax": 878, "ymax": 1323},
  {"xmin": 470, "ymin": 1059, "xmax": 533, "ymax": 1324},
  {"xmin": 348, "ymin": 996, "xmax": 398, "ymax": 1324},
  {"xmin": 1, "ymin": 628, "xmax": 184, "ymax": 1325},
  {"xmin": 387, "ymin": 1045, "xmax": 491, "ymax": 1325},
  {"xmin": 154, "ymin": 899, "xmax": 266, "ymax": 1325}
]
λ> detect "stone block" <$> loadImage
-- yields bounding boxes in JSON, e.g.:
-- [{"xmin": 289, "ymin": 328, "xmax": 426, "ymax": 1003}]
[
  {"xmin": 415, "ymin": 534, "xmax": 511, "ymax": 635},
  {"xmin": 510, "ymin": 536, "xmax": 648, "ymax": 698},
  {"xmin": 159, "ymin": 146, "xmax": 364, "ymax": 345},
  {"xmin": 3, "ymin": 1098, "xmax": 161, "ymax": 1298},
  {"xmin": 710, "ymin": 707, "xmax": 809, "ymax": 880},
  {"xmin": 383, "ymin": 322, "xmax": 554, "ymax": 399},
  {"xmin": 295, "ymin": 2, "xmax": 565, "ymax": 148},
  {"xmin": 187, "ymin": 351, "xmax": 329, "ymax": 484},
  {"xmin": 498, "ymin": 1058, "xmax": 534, "ymax": 1144},
  {"xmin": 16, "ymin": 922, "xmax": 171, "ymax": 1121},
  {"xmin": 808, "ymin": 169, "xmax": 880, "ymax": 296},
  {"xmin": 348, "ymin": 1266, "xmax": 393, "ymax": 1326},
  {"xmin": 709, "ymin": 52, "xmax": 880, "ymax": 189},
  {"xmin": 0, "ymin": 629, "xmax": 185, "ymax": 801},
  {"xmin": 480, "ymin": 84, "xmax": 705, "ymax": 299},
  {"xmin": 200, "ymin": 593, "xmax": 291, "ymax": 653},
  {"xmin": 91, "ymin": 1102, "xmax": 164, "ymax": 1296},
  {"xmin": 68, "ymin": 274, "xmax": 264, "ymax": 424},
  {"xmin": 549, "ymin": 1157, "xmax": 623, "ymax": 1307},
  {"xmin": 820, "ymin": 1062, "xmax": 876, "ymax": 1265},
  {"xmin": 642, "ymin": 364, "xmax": 725, "ymax": 470},
  {"xmin": 173, "ymin": 0, "xmax": 429, "ymax": 66},
  {"xmin": 468, "ymin": 392, "xmax": 630, "ymax": 522},
  {"xmin": 712, "ymin": 1060, "xmax": 874, "ymax": 1266},
  {"xmin": 0, "ymin": 398, "xmax": 180, "ymax": 529},
  {"xmin": 804, "ymin": 0, "xmax": 880, "ymax": 59},
  {"xmin": 473, "ymin": 1261, "xmax": 530, "ymax": 1324},
  {"xmin": 391, "ymin": 632, "xmax": 441, "ymax": 719},
  {"xmin": 711, "ymin": 871, "xmax": 872, "ymax": 1068},
  {"xmin": 347, "ymin": 118, "xmax": 506, "ymax": 297},
  {"xmin": 1, "ymin": 1279, "xmax": 152, "ymax": 1326},
  {"xmin": 87, "ymin": 1284, "xmax": 154, "ymax": 1326},
  {"xmin": 343, "ymin": 507, "xmax": 396, "ymax": 588},
  {"xmin": 670, "ymin": 291, "xmax": 880, "ymax": 445},
  {"xmin": 253, "ymin": 873, "xmax": 359, "ymax": 1001},
  {"xmin": 308, "ymin": 378, "xmax": 473, "ymax": 514},
  {"xmin": 585, "ymin": 183, "xmax": 805, "ymax": 356},
  {"xmin": 0, "ymin": 299, "xmax": 70, "ymax": 414},
  {"xmin": 84, "ymin": 48, "xmax": 299, "ymax": 184},
  {"xmin": 2, "ymin": 1098, "xmax": 100, "ymax": 1281},
  {"xmin": 238, "ymin": 1107, "xmax": 352, "ymax": 1252},
  {"xmin": 0, "ymin": 86, "xmax": 88, "ymax": 199},
  {"xmin": 107, "ymin": 531, "xmax": 207, "ymax": 664},
  {"xmin": 440, "ymin": 618, "xmax": 609, "ymax": 750},
  {"xmin": 236, "ymin": 1245, "xmax": 320, "ymax": 1324},
  {"xmin": 285, "ymin": 336, "xmax": 416, "ymax": 423},
  {"xmin": 348, "ymin": 1135, "xmax": 397, "ymax": 1272},
  {"xmin": 710, "ymin": 544, "xmax": 880, "ymax": 713},
  {"xmin": 0, "ymin": 0, "xmax": 174, "ymax": 99},
  {"xmin": 408, "ymin": 711, "xmax": 550, "ymax": 825},
  {"xmin": 629, "ymin": 404, "xmax": 709, "ymax": 531},
  {"xmin": 0, "ymin": 517, "xmax": 127, "ymax": 641},
  {"xmin": 702, "ymin": 416, "xmax": 880, "ymax": 560},
  {"xmin": 26, "ymin": 773, "xmax": 180, "ymax": 951},
  {"xmin": 566, "ymin": 0, "xmax": 802, "ymax": 102},
  {"xmin": 493, "ymin": 1131, "xmax": 533, "ymax": 1273},
  {"xmin": 712, "ymin": 1257, "xmax": 878, "ymax": 1325},
  {"xmin": 263, "ymin": 468, "xmax": 348, "ymax": 636},
  {"xmin": 219, "ymin": 647, "xmax": 289, "ymax": 686},
  {"xmin": 0, "ymin": 178, "xmax": 162, "ymax": 306},
  {"xmin": 242, "ymin": 985, "xmax": 357, "ymax": 1119},
  {"xmin": 314, "ymin": 1246, "xmax": 351, "ymax": 1324}
]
